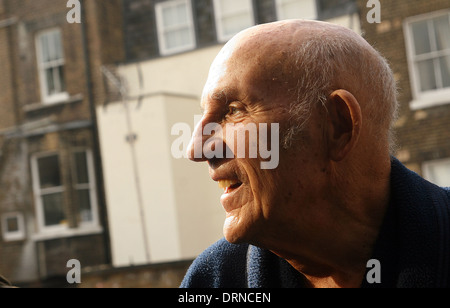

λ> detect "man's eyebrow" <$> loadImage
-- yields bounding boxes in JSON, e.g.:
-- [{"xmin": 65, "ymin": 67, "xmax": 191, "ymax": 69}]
[
  {"xmin": 200, "ymin": 88, "xmax": 237, "ymax": 114},
  {"xmin": 210, "ymin": 88, "xmax": 237, "ymax": 104},
  {"xmin": 210, "ymin": 90, "xmax": 226, "ymax": 102}
]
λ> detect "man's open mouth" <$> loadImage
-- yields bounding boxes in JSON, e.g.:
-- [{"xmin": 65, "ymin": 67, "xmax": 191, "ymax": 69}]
[{"xmin": 218, "ymin": 180, "xmax": 243, "ymax": 194}]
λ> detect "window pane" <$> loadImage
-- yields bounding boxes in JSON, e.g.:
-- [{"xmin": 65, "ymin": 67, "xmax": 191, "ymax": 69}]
[
  {"xmin": 6, "ymin": 217, "xmax": 19, "ymax": 233},
  {"xmin": 439, "ymin": 56, "xmax": 450, "ymax": 88},
  {"xmin": 48, "ymin": 31, "xmax": 57, "ymax": 61},
  {"xmin": 218, "ymin": 0, "xmax": 250, "ymax": 15},
  {"xmin": 45, "ymin": 30, "xmax": 62, "ymax": 62},
  {"xmin": 41, "ymin": 34, "xmax": 50, "ymax": 62},
  {"xmin": 417, "ymin": 59, "xmax": 437, "ymax": 91},
  {"xmin": 279, "ymin": 1, "xmax": 304, "ymax": 20},
  {"xmin": 45, "ymin": 65, "xmax": 65, "ymax": 96},
  {"xmin": 175, "ymin": 2, "xmax": 188, "ymax": 25},
  {"xmin": 37, "ymin": 155, "xmax": 61, "ymax": 189},
  {"xmin": 77, "ymin": 189, "xmax": 93, "ymax": 223},
  {"xmin": 57, "ymin": 65, "xmax": 66, "ymax": 92},
  {"xmin": 279, "ymin": 0, "xmax": 316, "ymax": 20},
  {"xmin": 53, "ymin": 30, "xmax": 63, "ymax": 59},
  {"xmin": 165, "ymin": 27, "xmax": 192, "ymax": 49},
  {"xmin": 318, "ymin": 0, "xmax": 353, "ymax": 12},
  {"xmin": 162, "ymin": 2, "xmax": 188, "ymax": 27},
  {"xmin": 42, "ymin": 192, "xmax": 66, "ymax": 226},
  {"xmin": 74, "ymin": 152, "xmax": 89, "ymax": 184},
  {"xmin": 433, "ymin": 15, "xmax": 450, "ymax": 51},
  {"xmin": 222, "ymin": 13, "xmax": 253, "ymax": 37},
  {"xmin": 45, "ymin": 68, "xmax": 56, "ymax": 95},
  {"xmin": 39, "ymin": 30, "xmax": 64, "ymax": 63},
  {"xmin": 412, "ymin": 20, "xmax": 432, "ymax": 55}
]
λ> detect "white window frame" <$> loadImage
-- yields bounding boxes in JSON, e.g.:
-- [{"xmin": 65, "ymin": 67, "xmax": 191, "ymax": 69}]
[
  {"xmin": 35, "ymin": 28, "xmax": 69, "ymax": 105},
  {"xmin": 213, "ymin": 0, "xmax": 255, "ymax": 43},
  {"xmin": 31, "ymin": 152, "xmax": 68, "ymax": 234},
  {"xmin": 155, "ymin": 0, "xmax": 196, "ymax": 56},
  {"xmin": 71, "ymin": 148, "xmax": 100, "ymax": 228},
  {"xmin": 276, "ymin": 0, "xmax": 317, "ymax": 21},
  {"xmin": 404, "ymin": 9, "xmax": 450, "ymax": 110},
  {"xmin": 30, "ymin": 150, "xmax": 102, "ymax": 238},
  {"xmin": 423, "ymin": 157, "xmax": 450, "ymax": 188},
  {"xmin": 2, "ymin": 212, "xmax": 26, "ymax": 242}
]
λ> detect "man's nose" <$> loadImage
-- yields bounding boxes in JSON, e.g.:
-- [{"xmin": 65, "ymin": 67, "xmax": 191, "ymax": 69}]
[
  {"xmin": 187, "ymin": 118, "xmax": 227, "ymax": 162},
  {"xmin": 187, "ymin": 118, "xmax": 211, "ymax": 162}
]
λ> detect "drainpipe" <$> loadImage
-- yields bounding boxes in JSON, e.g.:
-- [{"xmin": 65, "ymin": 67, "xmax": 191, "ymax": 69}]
[{"xmin": 80, "ymin": 0, "xmax": 112, "ymax": 265}]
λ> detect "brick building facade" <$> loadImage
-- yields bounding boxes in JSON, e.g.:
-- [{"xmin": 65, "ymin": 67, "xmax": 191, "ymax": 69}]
[
  {"xmin": 122, "ymin": 0, "xmax": 360, "ymax": 62},
  {"xmin": 5, "ymin": 0, "xmax": 447, "ymax": 288},
  {"xmin": 0, "ymin": 0, "xmax": 361, "ymax": 288},
  {"xmin": 358, "ymin": 0, "xmax": 450, "ymax": 185},
  {"xmin": 0, "ymin": 0, "xmax": 124, "ymax": 286}
]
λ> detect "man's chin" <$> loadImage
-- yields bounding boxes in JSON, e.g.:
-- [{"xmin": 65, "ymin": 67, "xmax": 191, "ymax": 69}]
[{"xmin": 223, "ymin": 215, "xmax": 251, "ymax": 244}]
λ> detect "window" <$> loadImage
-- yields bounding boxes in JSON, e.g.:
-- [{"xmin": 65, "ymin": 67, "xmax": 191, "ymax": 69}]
[
  {"xmin": 317, "ymin": 0, "xmax": 354, "ymax": 15},
  {"xmin": 155, "ymin": 0, "xmax": 196, "ymax": 56},
  {"xmin": 72, "ymin": 150, "xmax": 98, "ymax": 226},
  {"xmin": 404, "ymin": 10, "xmax": 450, "ymax": 109},
  {"xmin": 2, "ymin": 213, "xmax": 25, "ymax": 241},
  {"xmin": 31, "ymin": 153, "xmax": 67, "ymax": 232},
  {"xmin": 423, "ymin": 158, "xmax": 450, "ymax": 188},
  {"xmin": 213, "ymin": 0, "xmax": 254, "ymax": 42},
  {"xmin": 31, "ymin": 150, "xmax": 98, "ymax": 235},
  {"xmin": 36, "ymin": 28, "xmax": 68, "ymax": 104},
  {"xmin": 276, "ymin": 0, "xmax": 317, "ymax": 20}
]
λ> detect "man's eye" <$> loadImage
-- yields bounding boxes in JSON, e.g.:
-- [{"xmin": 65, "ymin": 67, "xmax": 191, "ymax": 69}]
[
  {"xmin": 229, "ymin": 107, "xmax": 239, "ymax": 115},
  {"xmin": 227, "ymin": 105, "xmax": 244, "ymax": 117}
]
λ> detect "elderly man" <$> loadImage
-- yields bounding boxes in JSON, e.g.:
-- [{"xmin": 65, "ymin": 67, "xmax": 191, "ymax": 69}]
[{"xmin": 180, "ymin": 20, "xmax": 450, "ymax": 288}]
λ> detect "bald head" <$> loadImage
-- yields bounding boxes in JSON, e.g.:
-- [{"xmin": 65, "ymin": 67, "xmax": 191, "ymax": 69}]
[{"xmin": 207, "ymin": 20, "xmax": 398, "ymax": 151}]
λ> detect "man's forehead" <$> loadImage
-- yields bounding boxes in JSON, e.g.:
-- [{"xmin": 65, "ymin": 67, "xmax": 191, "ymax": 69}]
[{"xmin": 199, "ymin": 20, "xmax": 349, "ymax": 110}]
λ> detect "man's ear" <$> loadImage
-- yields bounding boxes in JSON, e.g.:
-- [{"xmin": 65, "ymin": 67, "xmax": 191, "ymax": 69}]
[{"xmin": 325, "ymin": 89, "xmax": 362, "ymax": 161}]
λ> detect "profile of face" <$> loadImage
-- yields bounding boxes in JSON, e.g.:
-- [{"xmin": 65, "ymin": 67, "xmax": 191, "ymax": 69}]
[{"xmin": 187, "ymin": 22, "xmax": 337, "ymax": 249}]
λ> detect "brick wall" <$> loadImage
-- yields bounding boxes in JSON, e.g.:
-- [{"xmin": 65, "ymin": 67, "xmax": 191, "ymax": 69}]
[
  {"xmin": 0, "ymin": 138, "xmax": 32, "ymax": 281},
  {"xmin": 0, "ymin": 7, "xmax": 17, "ymax": 130},
  {"xmin": 2, "ymin": 0, "xmax": 89, "ymax": 124},
  {"xmin": 358, "ymin": 0, "xmax": 450, "ymax": 174},
  {"xmin": 122, "ymin": 0, "xmax": 284, "ymax": 62},
  {"xmin": 0, "ymin": 0, "xmax": 124, "ymax": 285},
  {"xmin": 79, "ymin": 260, "xmax": 192, "ymax": 288}
]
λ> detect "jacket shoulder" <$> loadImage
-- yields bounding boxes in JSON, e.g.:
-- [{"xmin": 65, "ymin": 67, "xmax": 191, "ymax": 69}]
[{"xmin": 180, "ymin": 238, "xmax": 249, "ymax": 288}]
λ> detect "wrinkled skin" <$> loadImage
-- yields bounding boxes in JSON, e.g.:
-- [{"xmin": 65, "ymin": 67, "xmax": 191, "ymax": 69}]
[{"xmin": 187, "ymin": 20, "xmax": 392, "ymax": 288}]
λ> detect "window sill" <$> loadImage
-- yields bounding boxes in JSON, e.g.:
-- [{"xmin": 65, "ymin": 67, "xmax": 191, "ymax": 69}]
[
  {"xmin": 2, "ymin": 235, "xmax": 26, "ymax": 242},
  {"xmin": 159, "ymin": 44, "xmax": 196, "ymax": 57},
  {"xmin": 31, "ymin": 225, "xmax": 103, "ymax": 242},
  {"xmin": 23, "ymin": 94, "xmax": 83, "ymax": 113},
  {"xmin": 410, "ymin": 92, "xmax": 450, "ymax": 110}
]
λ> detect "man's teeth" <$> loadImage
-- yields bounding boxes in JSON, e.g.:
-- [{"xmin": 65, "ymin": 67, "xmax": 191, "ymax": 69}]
[{"xmin": 218, "ymin": 180, "xmax": 239, "ymax": 190}]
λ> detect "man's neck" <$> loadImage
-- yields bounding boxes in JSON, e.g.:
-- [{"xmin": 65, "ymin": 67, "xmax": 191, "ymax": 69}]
[
  {"xmin": 271, "ymin": 158, "xmax": 391, "ymax": 288},
  {"xmin": 273, "ymin": 217, "xmax": 381, "ymax": 288}
]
